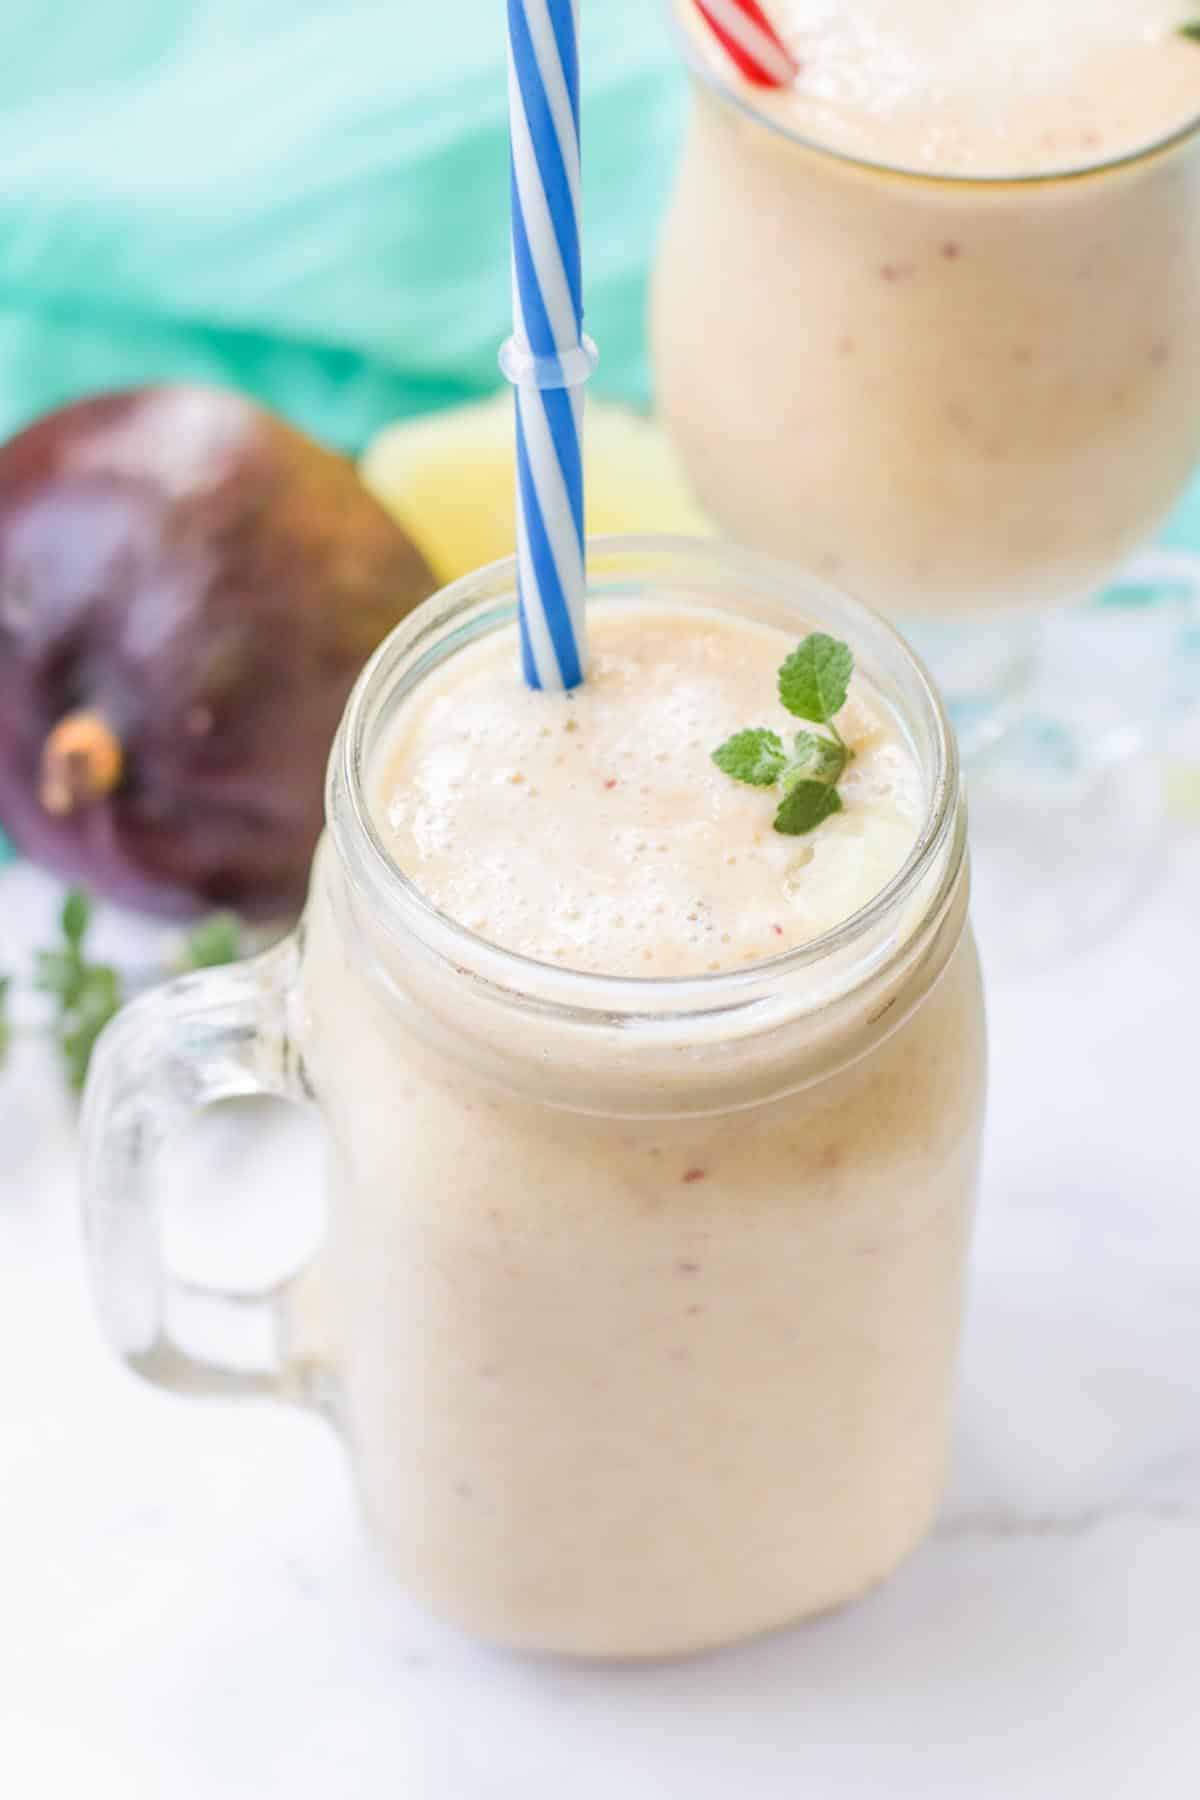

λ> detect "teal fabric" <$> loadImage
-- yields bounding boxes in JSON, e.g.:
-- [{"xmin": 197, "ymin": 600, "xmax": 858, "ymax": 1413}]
[
  {"xmin": 1159, "ymin": 479, "xmax": 1200, "ymax": 551},
  {"xmin": 0, "ymin": 0, "xmax": 684, "ymax": 451}
]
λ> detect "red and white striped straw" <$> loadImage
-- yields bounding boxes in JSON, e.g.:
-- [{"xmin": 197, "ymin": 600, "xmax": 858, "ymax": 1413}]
[{"xmin": 693, "ymin": 0, "xmax": 799, "ymax": 88}]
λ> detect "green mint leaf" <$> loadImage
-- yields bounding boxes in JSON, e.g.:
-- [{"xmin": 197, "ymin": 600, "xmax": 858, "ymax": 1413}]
[
  {"xmin": 29, "ymin": 889, "xmax": 123, "ymax": 1091},
  {"xmin": 778, "ymin": 634, "xmax": 854, "ymax": 726},
  {"xmin": 183, "ymin": 914, "xmax": 241, "ymax": 970},
  {"xmin": 712, "ymin": 633, "xmax": 857, "ymax": 846},
  {"xmin": 1179, "ymin": 21, "xmax": 1200, "ymax": 40},
  {"xmin": 34, "ymin": 948, "xmax": 83, "ymax": 1006},
  {"xmin": 61, "ymin": 888, "xmax": 91, "ymax": 949},
  {"xmin": 774, "ymin": 781, "xmax": 844, "ymax": 837},
  {"xmin": 785, "ymin": 731, "xmax": 848, "ymax": 789},
  {"xmin": 61, "ymin": 964, "xmax": 122, "ymax": 1092},
  {"xmin": 712, "ymin": 728, "xmax": 788, "ymax": 787}
]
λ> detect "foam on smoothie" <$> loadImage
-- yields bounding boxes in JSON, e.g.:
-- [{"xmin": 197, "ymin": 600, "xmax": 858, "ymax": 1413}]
[
  {"xmin": 694, "ymin": 0, "xmax": 1200, "ymax": 175},
  {"xmin": 372, "ymin": 606, "xmax": 923, "ymax": 978}
]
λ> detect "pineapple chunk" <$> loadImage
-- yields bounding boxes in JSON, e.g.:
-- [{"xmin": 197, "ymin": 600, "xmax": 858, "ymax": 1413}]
[{"xmin": 361, "ymin": 393, "xmax": 712, "ymax": 587}]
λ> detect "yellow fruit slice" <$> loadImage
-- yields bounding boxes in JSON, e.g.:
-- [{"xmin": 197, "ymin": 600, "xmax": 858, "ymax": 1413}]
[{"xmin": 361, "ymin": 393, "xmax": 712, "ymax": 587}]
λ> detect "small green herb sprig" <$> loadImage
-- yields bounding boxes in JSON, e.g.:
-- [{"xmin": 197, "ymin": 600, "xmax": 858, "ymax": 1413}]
[
  {"xmin": 1180, "ymin": 21, "xmax": 1200, "ymax": 42},
  {"xmin": 35, "ymin": 890, "xmax": 122, "ymax": 1091},
  {"xmin": 712, "ymin": 633, "xmax": 855, "ymax": 836},
  {"xmin": 0, "ymin": 890, "xmax": 242, "ymax": 1092},
  {"xmin": 177, "ymin": 912, "xmax": 241, "ymax": 971}
]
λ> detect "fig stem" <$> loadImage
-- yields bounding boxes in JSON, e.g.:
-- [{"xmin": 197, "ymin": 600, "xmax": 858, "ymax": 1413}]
[{"xmin": 40, "ymin": 711, "xmax": 125, "ymax": 817}]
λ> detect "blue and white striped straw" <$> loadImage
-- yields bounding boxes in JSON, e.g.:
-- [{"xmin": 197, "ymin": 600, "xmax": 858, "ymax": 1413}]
[{"xmin": 501, "ymin": 0, "xmax": 597, "ymax": 692}]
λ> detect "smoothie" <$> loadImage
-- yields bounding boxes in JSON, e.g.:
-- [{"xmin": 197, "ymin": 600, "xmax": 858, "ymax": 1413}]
[
  {"xmin": 291, "ymin": 564, "xmax": 986, "ymax": 1658},
  {"xmin": 375, "ymin": 607, "xmax": 923, "ymax": 973},
  {"xmin": 654, "ymin": 1, "xmax": 1200, "ymax": 616}
]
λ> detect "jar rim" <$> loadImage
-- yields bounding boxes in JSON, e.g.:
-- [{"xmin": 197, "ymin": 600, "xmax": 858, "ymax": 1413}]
[
  {"xmin": 669, "ymin": 2, "xmax": 1200, "ymax": 190},
  {"xmin": 328, "ymin": 534, "xmax": 963, "ymax": 1025}
]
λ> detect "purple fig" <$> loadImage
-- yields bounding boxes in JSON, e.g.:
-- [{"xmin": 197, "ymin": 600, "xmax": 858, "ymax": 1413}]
[{"xmin": 0, "ymin": 385, "xmax": 435, "ymax": 919}]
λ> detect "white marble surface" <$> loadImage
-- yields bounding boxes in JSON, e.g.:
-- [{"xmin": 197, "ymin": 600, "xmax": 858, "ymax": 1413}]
[{"xmin": 2, "ymin": 836, "xmax": 1200, "ymax": 1799}]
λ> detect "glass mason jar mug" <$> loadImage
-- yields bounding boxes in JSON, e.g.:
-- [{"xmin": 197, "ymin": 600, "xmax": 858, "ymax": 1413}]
[{"xmin": 81, "ymin": 538, "xmax": 987, "ymax": 1660}]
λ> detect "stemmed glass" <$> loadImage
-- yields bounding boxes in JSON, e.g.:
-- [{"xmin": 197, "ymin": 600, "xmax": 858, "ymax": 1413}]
[{"xmin": 652, "ymin": 28, "xmax": 1200, "ymax": 959}]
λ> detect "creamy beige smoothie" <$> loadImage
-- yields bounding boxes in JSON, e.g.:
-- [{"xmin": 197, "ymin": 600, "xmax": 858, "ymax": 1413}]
[
  {"xmin": 654, "ymin": 0, "xmax": 1200, "ymax": 616},
  {"xmin": 375, "ymin": 608, "xmax": 922, "ymax": 972},
  {"xmin": 290, "ymin": 557, "xmax": 986, "ymax": 1659}
]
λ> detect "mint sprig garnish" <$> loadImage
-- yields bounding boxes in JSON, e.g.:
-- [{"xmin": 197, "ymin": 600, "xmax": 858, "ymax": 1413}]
[
  {"xmin": 712, "ymin": 632, "xmax": 855, "ymax": 837},
  {"xmin": 1180, "ymin": 21, "xmax": 1200, "ymax": 41}
]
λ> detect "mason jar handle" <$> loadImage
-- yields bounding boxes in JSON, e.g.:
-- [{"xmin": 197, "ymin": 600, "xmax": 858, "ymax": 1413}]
[{"xmin": 80, "ymin": 937, "xmax": 322, "ymax": 1402}]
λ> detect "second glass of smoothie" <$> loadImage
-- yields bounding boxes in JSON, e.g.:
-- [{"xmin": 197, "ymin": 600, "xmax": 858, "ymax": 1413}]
[{"xmin": 654, "ymin": 2, "xmax": 1200, "ymax": 951}]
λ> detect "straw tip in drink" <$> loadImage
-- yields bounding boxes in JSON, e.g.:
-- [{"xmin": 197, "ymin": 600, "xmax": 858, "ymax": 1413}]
[{"xmin": 693, "ymin": 0, "xmax": 800, "ymax": 89}]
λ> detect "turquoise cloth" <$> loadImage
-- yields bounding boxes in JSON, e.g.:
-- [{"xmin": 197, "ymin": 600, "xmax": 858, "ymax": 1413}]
[
  {"xmin": 0, "ymin": 0, "xmax": 683, "ymax": 450},
  {"xmin": 1159, "ymin": 483, "xmax": 1200, "ymax": 552}
]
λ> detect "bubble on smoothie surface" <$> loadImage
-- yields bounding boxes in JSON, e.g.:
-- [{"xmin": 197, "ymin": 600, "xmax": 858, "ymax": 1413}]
[{"xmin": 371, "ymin": 607, "xmax": 923, "ymax": 980}]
